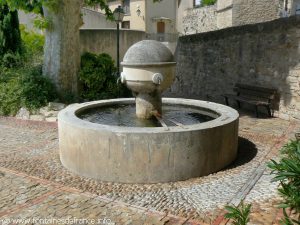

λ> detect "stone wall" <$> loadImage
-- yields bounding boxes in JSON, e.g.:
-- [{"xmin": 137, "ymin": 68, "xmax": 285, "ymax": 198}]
[
  {"xmin": 232, "ymin": 0, "xmax": 281, "ymax": 26},
  {"xmin": 182, "ymin": 5, "xmax": 217, "ymax": 35},
  {"xmin": 167, "ymin": 16, "xmax": 300, "ymax": 120},
  {"xmin": 80, "ymin": 29, "xmax": 145, "ymax": 65}
]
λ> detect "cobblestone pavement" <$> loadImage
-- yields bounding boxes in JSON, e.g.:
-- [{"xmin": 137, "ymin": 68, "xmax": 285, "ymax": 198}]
[{"xmin": 0, "ymin": 112, "xmax": 299, "ymax": 224}]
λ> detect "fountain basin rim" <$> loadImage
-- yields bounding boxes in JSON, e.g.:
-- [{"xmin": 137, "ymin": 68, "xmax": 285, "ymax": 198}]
[{"xmin": 58, "ymin": 98, "xmax": 239, "ymax": 134}]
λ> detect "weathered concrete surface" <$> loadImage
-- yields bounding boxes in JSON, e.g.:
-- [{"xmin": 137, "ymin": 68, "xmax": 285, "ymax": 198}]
[{"xmin": 58, "ymin": 98, "xmax": 239, "ymax": 183}]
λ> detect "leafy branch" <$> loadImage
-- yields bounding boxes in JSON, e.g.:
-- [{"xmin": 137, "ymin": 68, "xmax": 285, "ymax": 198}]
[{"xmin": 224, "ymin": 202, "xmax": 252, "ymax": 225}]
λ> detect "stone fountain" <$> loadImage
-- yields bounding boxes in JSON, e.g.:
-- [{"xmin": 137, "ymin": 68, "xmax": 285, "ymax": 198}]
[
  {"xmin": 58, "ymin": 40, "xmax": 239, "ymax": 183},
  {"xmin": 120, "ymin": 40, "xmax": 176, "ymax": 119}
]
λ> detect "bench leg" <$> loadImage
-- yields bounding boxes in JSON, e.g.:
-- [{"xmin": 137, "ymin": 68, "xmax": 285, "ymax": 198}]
[
  {"xmin": 255, "ymin": 105, "xmax": 259, "ymax": 118},
  {"xmin": 236, "ymin": 101, "xmax": 241, "ymax": 108},
  {"xmin": 224, "ymin": 97, "xmax": 229, "ymax": 106},
  {"xmin": 266, "ymin": 106, "xmax": 272, "ymax": 117}
]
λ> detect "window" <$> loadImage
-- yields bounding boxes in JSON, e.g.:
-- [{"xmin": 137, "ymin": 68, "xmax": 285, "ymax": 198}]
[
  {"xmin": 194, "ymin": 0, "xmax": 201, "ymax": 7},
  {"xmin": 122, "ymin": 0, "xmax": 130, "ymax": 14},
  {"xmin": 122, "ymin": 21, "xmax": 130, "ymax": 29}
]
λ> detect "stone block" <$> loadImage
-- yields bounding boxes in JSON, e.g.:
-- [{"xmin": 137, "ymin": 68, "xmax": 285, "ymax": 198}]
[
  {"xmin": 46, "ymin": 117, "xmax": 57, "ymax": 122},
  {"xmin": 29, "ymin": 115, "xmax": 45, "ymax": 121},
  {"xmin": 44, "ymin": 111, "xmax": 59, "ymax": 118},
  {"xmin": 16, "ymin": 108, "xmax": 30, "ymax": 120},
  {"xmin": 39, "ymin": 106, "xmax": 49, "ymax": 115},
  {"xmin": 48, "ymin": 102, "xmax": 66, "ymax": 111}
]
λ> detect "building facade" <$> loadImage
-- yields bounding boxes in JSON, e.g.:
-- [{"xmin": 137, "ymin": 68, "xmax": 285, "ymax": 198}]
[
  {"xmin": 106, "ymin": 0, "xmax": 182, "ymax": 42},
  {"xmin": 183, "ymin": 0, "xmax": 300, "ymax": 34}
]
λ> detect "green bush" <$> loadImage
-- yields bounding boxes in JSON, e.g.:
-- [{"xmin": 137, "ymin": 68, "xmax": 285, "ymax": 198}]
[
  {"xmin": 224, "ymin": 202, "xmax": 252, "ymax": 225},
  {"xmin": 0, "ymin": 65, "xmax": 57, "ymax": 115},
  {"xmin": 79, "ymin": 52, "xmax": 130, "ymax": 100},
  {"xmin": 0, "ymin": 71, "xmax": 22, "ymax": 115},
  {"xmin": 1, "ymin": 52, "xmax": 22, "ymax": 68},
  {"xmin": 20, "ymin": 66, "xmax": 57, "ymax": 110},
  {"xmin": 201, "ymin": 0, "xmax": 217, "ymax": 6},
  {"xmin": 20, "ymin": 25, "xmax": 44, "ymax": 64},
  {"xmin": 268, "ymin": 140, "xmax": 300, "ymax": 224}
]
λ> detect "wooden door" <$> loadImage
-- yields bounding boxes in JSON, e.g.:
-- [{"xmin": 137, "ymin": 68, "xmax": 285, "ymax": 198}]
[{"xmin": 157, "ymin": 21, "xmax": 165, "ymax": 33}]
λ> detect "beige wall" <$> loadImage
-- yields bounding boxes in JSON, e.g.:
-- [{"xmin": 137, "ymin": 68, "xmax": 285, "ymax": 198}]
[
  {"xmin": 80, "ymin": 29, "xmax": 145, "ymax": 65},
  {"xmin": 107, "ymin": 0, "xmax": 182, "ymax": 35},
  {"xmin": 145, "ymin": 0, "xmax": 177, "ymax": 34},
  {"xmin": 217, "ymin": 0, "xmax": 233, "ymax": 29},
  {"xmin": 81, "ymin": 8, "xmax": 115, "ymax": 29},
  {"xmin": 107, "ymin": 0, "xmax": 145, "ymax": 31}
]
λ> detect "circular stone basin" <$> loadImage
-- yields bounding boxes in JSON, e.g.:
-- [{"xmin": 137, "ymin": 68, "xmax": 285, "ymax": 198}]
[
  {"xmin": 58, "ymin": 98, "xmax": 239, "ymax": 183},
  {"xmin": 78, "ymin": 104, "xmax": 216, "ymax": 127}
]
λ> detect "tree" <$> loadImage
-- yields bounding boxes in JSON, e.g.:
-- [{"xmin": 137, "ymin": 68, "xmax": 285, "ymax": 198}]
[
  {"xmin": 0, "ymin": 0, "xmax": 111, "ymax": 96},
  {"xmin": 1, "ymin": 0, "xmax": 160, "ymax": 96},
  {"xmin": 0, "ymin": 1, "xmax": 22, "ymax": 57}
]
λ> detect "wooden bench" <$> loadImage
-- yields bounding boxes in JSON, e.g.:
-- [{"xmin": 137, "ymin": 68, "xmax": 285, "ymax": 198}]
[{"xmin": 223, "ymin": 83, "xmax": 277, "ymax": 117}]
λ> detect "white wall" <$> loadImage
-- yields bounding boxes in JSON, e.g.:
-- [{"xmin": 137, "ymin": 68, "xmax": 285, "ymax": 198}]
[
  {"xmin": 81, "ymin": 8, "xmax": 115, "ymax": 29},
  {"xmin": 145, "ymin": 0, "xmax": 177, "ymax": 34}
]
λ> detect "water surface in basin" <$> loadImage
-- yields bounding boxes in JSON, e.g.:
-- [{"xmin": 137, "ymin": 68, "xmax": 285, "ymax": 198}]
[{"xmin": 78, "ymin": 104, "xmax": 218, "ymax": 127}]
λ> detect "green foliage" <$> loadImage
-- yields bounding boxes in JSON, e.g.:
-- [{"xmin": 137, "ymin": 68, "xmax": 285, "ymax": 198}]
[
  {"xmin": 0, "ymin": 65, "xmax": 57, "ymax": 115},
  {"xmin": 79, "ymin": 52, "xmax": 130, "ymax": 101},
  {"xmin": 3, "ymin": 0, "xmax": 114, "ymax": 27},
  {"xmin": 1, "ymin": 52, "xmax": 22, "ymax": 68},
  {"xmin": 0, "ymin": 21, "xmax": 53, "ymax": 115},
  {"xmin": 201, "ymin": 0, "xmax": 217, "ymax": 6},
  {"xmin": 20, "ymin": 65, "xmax": 57, "ymax": 110},
  {"xmin": 33, "ymin": 15, "xmax": 52, "ymax": 30},
  {"xmin": 224, "ymin": 202, "xmax": 252, "ymax": 225},
  {"xmin": 1, "ymin": 0, "xmax": 43, "ymax": 15},
  {"xmin": 267, "ymin": 140, "xmax": 300, "ymax": 224},
  {"xmin": 20, "ymin": 25, "xmax": 44, "ymax": 64},
  {"xmin": 0, "ymin": 2, "xmax": 22, "ymax": 58},
  {"xmin": 0, "ymin": 67, "xmax": 22, "ymax": 115},
  {"xmin": 58, "ymin": 90, "xmax": 77, "ymax": 104}
]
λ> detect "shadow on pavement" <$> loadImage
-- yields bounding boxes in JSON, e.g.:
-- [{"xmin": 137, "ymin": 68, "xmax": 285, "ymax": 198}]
[{"xmin": 225, "ymin": 136, "xmax": 258, "ymax": 170}]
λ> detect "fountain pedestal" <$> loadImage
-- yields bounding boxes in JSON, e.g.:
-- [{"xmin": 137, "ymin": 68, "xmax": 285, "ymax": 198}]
[
  {"xmin": 136, "ymin": 92, "xmax": 162, "ymax": 119},
  {"xmin": 120, "ymin": 40, "xmax": 176, "ymax": 119}
]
